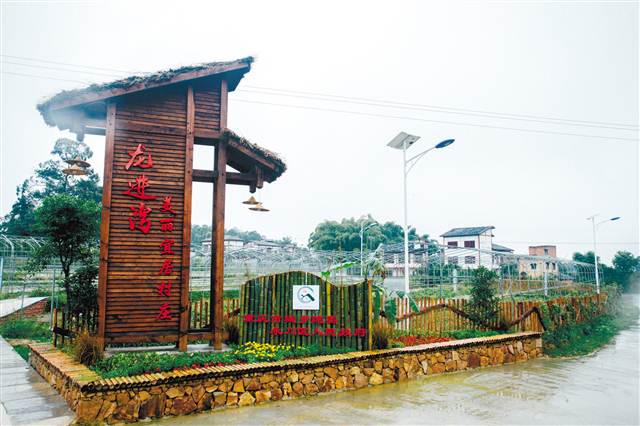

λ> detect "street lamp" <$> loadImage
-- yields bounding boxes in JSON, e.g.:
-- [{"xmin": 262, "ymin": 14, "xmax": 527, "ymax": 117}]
[
  {"xmin": 387, "ymin": 132, "xmax": 455, "ymax": 294},
  {"xmin": 360, "ymin": 220, "xmax": 378, "ymax": 275},
  {"xmin": 586, "ymin": 214, "xmax": 620, "ymax": 295}
]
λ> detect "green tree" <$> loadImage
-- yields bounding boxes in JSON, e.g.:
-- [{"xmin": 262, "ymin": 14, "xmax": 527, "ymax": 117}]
[
  {"xmin": 611, "ymin": 251, "xmax": 640, "ymax": 291},
  {"xmin": 1, "ymin": 138, "xmax": 102, "ymax": 235},
  {"xmin": 466, "ymin": 267, "xmax": 500, "ymax": 326},
  {"xmin": 191, "ymin": 224, "xmax": 212, "ymax": 246},
  {"xmin": 308, "ymin": 215, "xmax": 431, "ymax": 251},
  {"xmin": 26, "ymin": 195, "xmax": 100, "ymax": 305}
]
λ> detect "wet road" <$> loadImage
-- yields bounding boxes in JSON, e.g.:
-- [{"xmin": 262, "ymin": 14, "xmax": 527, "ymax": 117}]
[{"xmin": 157, "ymin": 296, "xmax": 639, "ymax": 425}]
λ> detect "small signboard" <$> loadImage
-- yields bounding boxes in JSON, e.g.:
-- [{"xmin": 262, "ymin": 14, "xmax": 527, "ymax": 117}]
[{"xmin": 292, "ymin": 285, "xmax": 320, "ymax": 310}]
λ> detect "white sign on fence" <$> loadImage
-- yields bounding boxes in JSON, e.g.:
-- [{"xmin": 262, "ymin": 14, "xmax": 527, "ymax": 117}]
[{"xmin": 292, "ymin": 285, "xmax": 320, "ymax": 310}]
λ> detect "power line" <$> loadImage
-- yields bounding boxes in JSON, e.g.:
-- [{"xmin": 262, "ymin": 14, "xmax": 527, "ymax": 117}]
[
  {"xmin": 2, "ymin": 60, "xmax": 123, "ymax": 78},
  {"xmin": 3, "ymin": 69, "xmax": 635, "ymax": 142},
  {"xmin": 231, "ymin": 98, "xmax": 639, "ymax": 142},
  {"xmin": 1, "ymin": 70, "xmax": 89, "ymax": 84},
  {"xmin": 2, "ymin": 53, "xmax": 637, "ymax": 130},
  {"xmin": 240, "ymin": 87, "xmax": 639, "ymax": 131},
  {"xmin": 0, "ymin": 54, "xmax": 136, "ymax": 75}
]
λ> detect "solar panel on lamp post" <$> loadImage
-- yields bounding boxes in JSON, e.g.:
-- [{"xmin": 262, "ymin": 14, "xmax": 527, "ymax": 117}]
[
  {"xmin": 387, "ymin": 133, "xmax": 455, "ymax": 295},
  {"xmin": 587, "ymin": 214, "xmax": 621, "ymax": 295}
]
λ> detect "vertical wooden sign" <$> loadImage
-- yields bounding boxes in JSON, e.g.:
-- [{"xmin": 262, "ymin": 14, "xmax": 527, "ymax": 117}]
[{"xmin": 98, "ymin": 85, "xmax": 194, "ymax": 347}]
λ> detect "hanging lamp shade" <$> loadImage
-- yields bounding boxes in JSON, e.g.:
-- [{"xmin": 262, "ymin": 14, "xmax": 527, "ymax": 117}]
[
  {"xmin": 242, "ymin": 195, "xmax": 259, "ymax": 205},
  {"xmin": 62, "ymin": 164, "xmax": 87, "ymax": 176},
  {"xmin": 249, "ymin": 202, "xmax": 269, "ymax": 212},
  {"xmin": 65, "ymin": 156, "xmax": 91, "ymax": 169}
]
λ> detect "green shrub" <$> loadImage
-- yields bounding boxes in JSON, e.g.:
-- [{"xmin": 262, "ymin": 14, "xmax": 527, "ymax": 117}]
[
  {"xmin": 14, "ymin": 345, "xmax": 30, "ymax": 361},
  {"xmin": 0, "ymin": 318, "xmax": 50, "ymax": 341},
  {"xmin": 466, "ymin": 267, "xmax": 500, "ymax": 327},
  {"xmin": 445, "ymin": 329, "xmax": 502, "ymax": 339},
  {"xmin": 67, "ymin": 264, "xmax": 98, "ymax": 315}
]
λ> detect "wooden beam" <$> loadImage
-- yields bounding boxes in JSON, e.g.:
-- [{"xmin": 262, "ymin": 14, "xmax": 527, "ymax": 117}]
[
  {"xmin": 192, "ymin": 169, "xmax": 257, "ymax": 186},
  {"xmin": 211, "ymin": 139, "xmax": 227, "ymax": 350},
  {"xmin": 220, "ymin": 79, "xmax": 228, "ymax": 130},
  {"xmin": 97, "ymin": 102, "xmax": 116, "ymax": 352},
  {"xmin": 178, "ymin": 85, "xmax": 195, "ymax": 351},
  {"xmin": 47, "ymin": 61, "xmax": 250, "ymax": 112}
]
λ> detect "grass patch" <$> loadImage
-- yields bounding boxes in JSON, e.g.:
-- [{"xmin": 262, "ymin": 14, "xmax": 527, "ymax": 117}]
[
  {"xmin": 13, "ymin": 345, "xmax": 30, "ymax": 361},
  {"xmin": 444, "ymin": 329, "xmax": 503, "ymax": 339},
  {"xmin": 0, "ymin": 318, "xmax": 50, "ymax": 341},
  {"xmin": 543, "ymin": 295, "xmax": 639, "ymax": 357},
  {"xmin": 93, "ymin": 343, "xmax": 354, "ymax": 378}
]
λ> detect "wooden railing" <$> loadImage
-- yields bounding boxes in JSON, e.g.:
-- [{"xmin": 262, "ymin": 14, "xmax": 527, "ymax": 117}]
[
  {"xmin": 393, "ymin": 294, "xmax": 603, "ymax": 334},
  {"xmin": 52, "ymin": 307, "xmax": 98, "ymax": 347}
]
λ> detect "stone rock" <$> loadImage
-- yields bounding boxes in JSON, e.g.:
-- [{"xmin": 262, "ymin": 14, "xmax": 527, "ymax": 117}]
[
  {"xmin": 120, "ymin": 399, "xmax": 141, "ymax": 421},
  {"xmin": 421, "ymin": 360, "xmax": 429, "ymax": 374},
  {"xmin": 288, "ymin": 371, "xmax": 299, "ymax": 382},
  {"xmin": 508, "ymin": 344, "xmax": 515, "ymax": 355},
  {"xmin": 197, "ymin": 393, "xmax": 212, "ymax": 411},
  {"xmin": 535, "ymin": 338, "xmax": 543, "ymax": 348},
  {"xmin": 369, "ymin": 373, "xmax": 383, "ymax": 385},
  {"xmin": 516, "ymin": 341, "xmax": 524, "ymax": 352},
  {"xmin": 271, "ymin": 388, "xmax": 283, "ymax": 400},
  {"xmin": 323, "ymin": 367, "xmax": 339, "ymax": 379},
  {"xmin": 218, "ymin": 381, "xmax": 233, "ymax": 393},
  {"xmin": 255, "ymin": 390, "xmax": 271, "ymax": 403},
  {"xmin": 354, "ymin": 373, "xmax": 368, "ymax": 389},
  {"xmin": 238, "ymin": 392, "xmax": 255, "ymax": 406},
  {"xmin": 349, "ymin": 366, "xmax": 361, "ymax": 376},
  {"xmin": 116, "ymin": 392, "xmax": 130, "ymax": 406},
  {"xmin": 205, "ymin": 384, "xmax": 218, "ymax": 393},
  {"xmin": 321, "ymin": 377, "xmax": 335, "ymax": 392},
  {"xmin": 192, "ymin": 385, "xmax": 205, "ymax": 403},
  {"xmin": 468, "ymin": 353, "xmax": 481, "ymax": 368},
  {"xmin": 374, "ymin": 360, "xmax": 383, "ymax": 373},
  {"xmin": 335, "ymin": 376, "xmax": 346, "ymax": 390},
  {"xmin": 139, "ymin": 395, "xmax": 165, "ymax": 419},
  {"xmin": 300, "ymin": 373, "xmax": 314, "ymax": 384},
  {"xmin": 166, "ymin": 387, "xmax": 184, "ymax": 399},
  {"xmin": 493, "ymin": 350, "xmax": 505, "ymax": 364},
  {"xmin": 260, "ymin": 373, "xmax": 275, "ymax": 384},
  {"xmin": 98, "ymin": 400, "xmax": 116, "ymax": 421},
  {"xmin": 185, "ymin": 386, "xmax": 193, "ymax": 396},
  {"xmin": 292, "ymin": 382, "xmax": 304, "ymax": 396},
  {"xmin": 233, "ymin": 379, "xmax": 245, "ymax": 393},
  {"xmin": 363, "ymin": 367, "xmax": 375, "ymax": 376},
  {"xmin": 432, "ymin": 363, "xmax": 446, "ymax": 374},
  {"xmin": 452, "ymin": 351, "xmax": 459, "ymax": 361},
  {"xmin": 457, "ymin": 360, "xmax": 468, "ymax": 370},
  {"xmin": 226, "ymin": 392, "xmax": 238, "ymax": 406},
  {"xmin": 150, "ymin": 386, "xmax": 163, "ymax": 395},
  {"xmin": 77, "ymin": 398, "xmax": 102, "ymax": 422},
  {"xmin": 445, "ymin": 360, "xmax": 457, "ymax": 372},
  {"xmin": 282, "ymin": 382, "xmax": 293, "ymax": 396},
  {"xmin": 171, "ymin": 396, "xmax": 196, "ymax": 415},
  {"xmin": 138, "ymin": 391, "xmax": 150, "ymax": 402},
  {"xmin": 304, "ymin": 383, "xmax": 319, "ymax": 395},
  {"xmin": 213, "ymin": 392, "xmax": 227, "ymax": 407},
  {"xmin": 245, "ymin": 378, "xmax": 261, "ymax": 391}
]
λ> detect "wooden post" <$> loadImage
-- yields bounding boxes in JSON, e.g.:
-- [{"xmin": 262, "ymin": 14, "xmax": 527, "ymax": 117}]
[
  {"xmin": 211, "ymin": 141, "xmax": 227, "ymax": 350},
  {"xmin": 178, "ymin": 86, "xmax": 195, "ymax": 351},
  {"xmin": 96, "ymin": 102, "xmax": 116, "ymax": 352}
]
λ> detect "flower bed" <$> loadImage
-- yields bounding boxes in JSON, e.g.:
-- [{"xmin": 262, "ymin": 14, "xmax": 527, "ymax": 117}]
[{"xmin": 94, "ymin": 343, "xmax": 354, "ymax": 378}]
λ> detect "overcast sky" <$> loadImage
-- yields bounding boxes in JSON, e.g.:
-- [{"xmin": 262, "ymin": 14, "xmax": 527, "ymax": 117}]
[{"xmin": 1, "ymin": 0, "xmax": 638, "ymax": 263}]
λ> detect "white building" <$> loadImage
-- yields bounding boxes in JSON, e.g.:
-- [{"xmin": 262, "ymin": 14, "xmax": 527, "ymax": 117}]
[{"xmin": 440, "ymin": 226, "xmax": 509, "ymax": 269}]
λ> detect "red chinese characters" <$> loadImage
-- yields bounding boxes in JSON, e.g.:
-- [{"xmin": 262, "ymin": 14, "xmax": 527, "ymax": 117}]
[
  {"xmin": 256, "ymin": 314, "xmax": 367, "ymax": 337},
  {"xmin": 125, "ymin": 144, "xmax": 154, "ymax": 170},
  {"xmin": 122, "ymin": 142, "xmax": 179, "ymax": 322}
]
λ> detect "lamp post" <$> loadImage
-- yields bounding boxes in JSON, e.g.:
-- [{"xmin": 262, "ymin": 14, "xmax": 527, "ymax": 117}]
[
  {"xmin": 586, "ymin": 214, "xmax": 620, "ymax": 295},
  {"xmin": 387, "ymin": 132, "xmax": 455, "ymax": 294},
  {"xmin": 360, "ymin": 221, "xmax": 378, "ymax": 276}
]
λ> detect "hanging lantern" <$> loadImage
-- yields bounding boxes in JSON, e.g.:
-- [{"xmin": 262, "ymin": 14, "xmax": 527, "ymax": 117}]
[
  {"xmin": 62, "ymin": 164, "xmax": 87, "ymax": 176},
  {"xmin": 65, "ymin": 156, "xmax": 91, "ymax": 169},
  {"xmin": 249, "ymin": 202, "xmax": 269, "ymax": 212},
  {"xmin": 242, "ymin": 195, "xmax": 259, "ymax": 205}
]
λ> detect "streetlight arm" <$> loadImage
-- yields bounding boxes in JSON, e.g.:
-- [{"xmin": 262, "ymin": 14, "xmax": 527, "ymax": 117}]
[{"xmin": 406, "ymin": 147, "xmax": 436, "ymax": 175}]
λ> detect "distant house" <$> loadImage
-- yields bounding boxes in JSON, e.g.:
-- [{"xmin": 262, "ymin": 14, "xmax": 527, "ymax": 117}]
[
  {"xmin": 202, "ymin": 236, "xmax": 246, "ymax": 253},
  {"xmin": 382, "ymin": 239, "xmax": 431, "ymax": 277},
  {"xmin": 440, "ymin": 226, "xmax": 513, "ymax": 269},
  {"xmin": 519, "ymin": 245, "xmax": 558, "ymax": 278}
]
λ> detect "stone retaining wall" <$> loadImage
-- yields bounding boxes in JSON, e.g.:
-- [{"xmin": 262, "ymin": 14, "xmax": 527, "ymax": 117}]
[{"xmin": 29, "ymin": 332, "xmax": 543, "ymax": 424}]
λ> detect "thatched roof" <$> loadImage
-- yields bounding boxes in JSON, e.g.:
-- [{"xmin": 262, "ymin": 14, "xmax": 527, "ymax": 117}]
[
  {"xmin": 37, "ymin": 57, "xmax": 253, "ymax": 126},
  {"xmin": 222, "ymin": 129, "xmax": 287, "ymax": 179}
]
